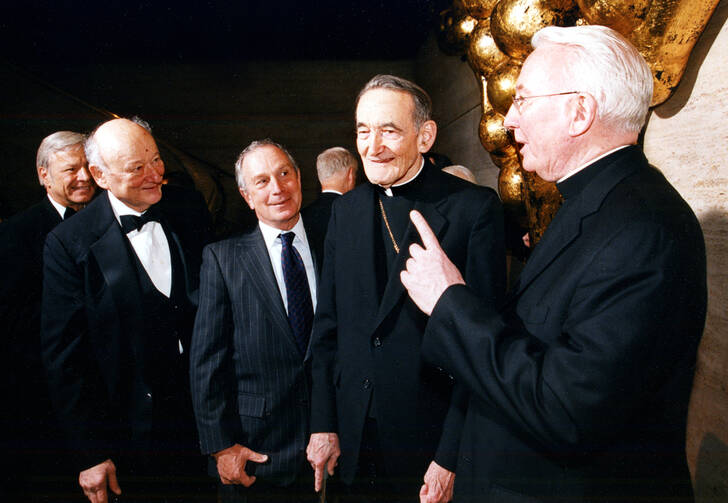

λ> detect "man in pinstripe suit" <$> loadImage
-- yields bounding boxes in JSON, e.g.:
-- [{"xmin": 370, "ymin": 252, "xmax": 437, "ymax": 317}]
[{"xmin": 190, "ymin": 139, "xmax": 323, "ymax": 502}]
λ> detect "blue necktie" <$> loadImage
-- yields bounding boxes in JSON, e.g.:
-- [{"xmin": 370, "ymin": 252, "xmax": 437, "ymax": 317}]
[{"xmin": 280, "ymin": 232, "xmax": 313, "ymax": 355}]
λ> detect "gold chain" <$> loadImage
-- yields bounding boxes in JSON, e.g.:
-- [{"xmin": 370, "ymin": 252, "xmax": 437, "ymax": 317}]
[{"xmin": 378, "ymin": 197, "xmax": 400, "ymax": 254}]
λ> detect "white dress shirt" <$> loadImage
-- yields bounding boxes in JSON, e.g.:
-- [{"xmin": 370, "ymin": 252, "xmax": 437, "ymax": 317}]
[
  {"xmin": 258, "ymin": 216, "xmax": 317, "ymax": 313},
  {"xmin": 47, "ymin": 194, "xmax": 69, "ymax": 219},
  {"xmin": 108, "ymin": 191, "xmax": 172, "ymax": 297}
]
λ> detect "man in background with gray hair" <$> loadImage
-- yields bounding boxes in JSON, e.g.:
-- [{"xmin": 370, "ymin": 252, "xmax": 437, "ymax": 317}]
[
  {"xmin": 41, "ymin": 117, "xmax": 211, "ymax": 502},
  {"xmin": 0, "ymin": 131, "xmax": 95, "ymax": 499},
  {"xmin": 401, "ymin": 25, "xmax": 706, "ymax": 502},
  {"xmin": 302, "ymin": 146, "xmax": 358, "ymax": 240}
]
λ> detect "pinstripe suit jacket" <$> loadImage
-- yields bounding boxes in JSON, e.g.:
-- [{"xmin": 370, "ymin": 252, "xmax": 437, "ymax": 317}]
[{"xmin": 190, "ymin": 220, "xmax": 322, "ymax": 485}]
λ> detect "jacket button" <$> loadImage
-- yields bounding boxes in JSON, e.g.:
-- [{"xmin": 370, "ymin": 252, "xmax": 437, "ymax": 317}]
[
  {"xmin": 373, "ymin": 337, "xmax": 382, "ymax": 347},
  {"xmin": 363, "ymin": 378, "xmax": 371, "ymax": 389}
]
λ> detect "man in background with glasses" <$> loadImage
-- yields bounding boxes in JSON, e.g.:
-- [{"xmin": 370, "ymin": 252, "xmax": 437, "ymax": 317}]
[{"xmin": 401, "ymin": 25, "xmax": 707, "ymax": 502}]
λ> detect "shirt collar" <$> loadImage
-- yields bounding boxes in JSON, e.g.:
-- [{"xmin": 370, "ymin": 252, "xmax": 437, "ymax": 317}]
[
  {"xmin": 258, "ymin": 214, "xmax": 307, "ymax": 249},
  {"xmin": 557, "ymin": 145, "xmax": 631, "ymax": 183},
  {"xmin": 321, "ymin": 189, "xmax": 343, "ymax": 195},
  {"xmin": 107, "ymin": 191, "xmax": 145, "ymax": 225},
  {"xmin": 46, "ymin": 194, "xmax": 67, "ymax": 219},
  {"xmin": 380, "ymin": 157, "xmax": 425, "ymax": 197}
]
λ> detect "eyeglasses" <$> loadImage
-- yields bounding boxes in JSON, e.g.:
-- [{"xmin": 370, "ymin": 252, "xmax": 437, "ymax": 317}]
[{"xmin": 511, "ymin": 91, "xmax": 580, "ymax": 113}]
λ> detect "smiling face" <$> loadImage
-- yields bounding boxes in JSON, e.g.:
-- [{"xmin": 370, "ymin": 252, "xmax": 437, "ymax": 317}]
[
  {"xmin": 355, "ymin": 88, "xmax": 436, "ymax": 188},
  {"xmin": 503, "ymin": 45, "xmax": 580, "ymax": 182},
  {"xmin": 90, "ymin": 120, "xmax": 165, "ymax": 212},
  {"xmin": 39, "ymin": 143, "xmax": 95, "ymax": 210},
  {"xmin": 240, "ymin": 144, "xmax": 302, "ymax": 231}
]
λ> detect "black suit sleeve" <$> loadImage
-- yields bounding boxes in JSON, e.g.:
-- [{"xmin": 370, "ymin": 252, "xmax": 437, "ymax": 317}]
[
  {"xmin": 41, "ymin": 231, "xmax": 113, "ymax": 471},
  {"xmin": 309, "ymin": 205, "xmax": 339, "ymax": 434},
  {"xmin": 190, "ymin": 244, "xmax": 243, "ymax": 455},
  {"xmin": 434, "ymin": 189, "xmax": 506, "ymax": 470},
  {"xmin": 424, "ymin": 219, "xmax": 700, "ymax": 451}
]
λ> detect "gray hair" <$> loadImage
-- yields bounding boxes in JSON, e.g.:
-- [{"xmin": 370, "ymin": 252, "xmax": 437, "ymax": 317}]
[
  {"xmin": 85, "ymin": 116, "xmax": 153, "ymax": 173},
  {"xmin": 442, "ymin": 165, "xmax": 477, "ymax": 184},
  {"xmin": 356, "ymin": 74, "xmax": 433, "ymax": 129},
  {"xmin": 36, "ymin": 131, "xmax": 86, "ymax": 185},
  {"xmin": 532, "ymin": 25, "xmax": 653, "ymax": 134},
  {"xmin": 234, "ymin": 139, "xmax": 299, "ymax": 192},
  {"xmin": 316, "ymin": 147, "xmax": 357, "ymax": 183}
]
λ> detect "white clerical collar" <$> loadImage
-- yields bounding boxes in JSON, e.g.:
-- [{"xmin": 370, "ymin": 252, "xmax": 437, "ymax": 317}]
[
  {"xmin": 380, "ymin": 157, "xmax": 425, "ymax": 197},
  {"xmin": 557, "ymin": 145, "xmax": 631, "ymax": 183},
  {"xmin": 321, "ymin": 189, "xmax": 343, "ymax": 195},
  {"xmin": 107, "ymin": 191, "xmax": 147, "ymax": 225},
  {"xmin": 258, "ymin": 215, "xmax": 308, "ymax": 249},
  {"xmin": 47, "ymin": 194, "xmax": 68, "ymax": 219}
]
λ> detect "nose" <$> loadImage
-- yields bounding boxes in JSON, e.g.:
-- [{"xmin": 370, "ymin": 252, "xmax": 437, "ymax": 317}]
[
  {"xmin": 368, "ymin": 130, "xmax": 383, "ymax": 153},
  {"xmin": 145, "ymin": 161, "xmax": 164, "ymax": 182},
  {"xmin": 269, "ymin": 175, "xmax": 283, "ymax": 193},
  {"xmin": 503, "ymin": 104, "xmax": 519, "ymax": 131},
  {"xmin": 77, "ymin": 166, "xmax": 91, "ymax": 182}
]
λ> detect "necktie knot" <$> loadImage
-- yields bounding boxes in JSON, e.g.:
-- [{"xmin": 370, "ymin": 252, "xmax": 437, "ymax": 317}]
[
  {"xmin": 63, "ymin": 207, "xmax": 76, "ymax": 219},
  {"xmin": 120, "ymin": 209, "xmax": 159, "ymax": 234}
]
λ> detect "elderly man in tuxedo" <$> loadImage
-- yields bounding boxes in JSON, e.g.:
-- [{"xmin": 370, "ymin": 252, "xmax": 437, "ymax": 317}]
[
  {"xmin": 0, "ymin": 130, "xmax": 94, "ymax": 498},
  {"xmin": 401, "ymin": 25, "xmax": 707, "ymax": 502},
  {"xmin": 41, "ymin": 117, "xmax": 211, "ymax": 503},
  {"xmin": 307, "ymin": 75, "xmax": 506, "ymax": 503},
  {"xmin": 190, "ymin": 139, "xmax": 323, "ymax": 502}
]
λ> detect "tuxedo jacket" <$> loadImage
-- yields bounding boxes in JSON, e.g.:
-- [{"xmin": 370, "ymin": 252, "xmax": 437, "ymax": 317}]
[
  {"xmin": 423, "ymin": 146, "xmax": 707, "ymax": 502},
  {"xmin": 301, "ymin": 191, "xmax": 339, "ymax": 243},
  {"xmin": 310, "ymin": 163, "xmax": 506, "ymax": 484},
  {"xmin": 0, "ymin": 197, "xmax": 63, "ymax": 459},
  {"xmin": 41, "ymin": 187, "xmax": 211, "ymax": 471},
  {"xmin": 190, "ymin": 219, "xmax": 323, "ymax": 485}
]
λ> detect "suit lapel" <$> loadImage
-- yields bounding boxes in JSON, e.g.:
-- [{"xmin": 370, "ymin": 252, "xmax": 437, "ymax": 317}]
[
  {"xmin": 371, "ymin": 194, "xmax": 446, "ymax": 332},
  {"xmin": 90, "ymin": 196, "xmax": 144, "ymax": 336},
  {"xmin": 237, "ymin": 229, "xmax": 297, "ymax": 350},
  {"xmin": 511, "ymin": 147, "xmax": 645, "ymax": 300}
]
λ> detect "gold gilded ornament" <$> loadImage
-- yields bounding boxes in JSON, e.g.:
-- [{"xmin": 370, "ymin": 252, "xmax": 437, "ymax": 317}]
[
  {"xmin": 455, "ymin": 0, "xmax": 500, "ymax": 18},
  {"xmin": 576, "ymin": 0, "xmax": 649, "ymax": 34},
  {"xmin": 467, "ymin": 22, "xmax": 510, "ymax": 78},
  {"xmin": 486, "ymin": 60, "xmax": 521, "ymax": 115},
  {"xmin": 578, "ymin": 0, "xmax": 720, "ymax": 105},
  {"xmin": 439, "ymin": 8, "xmax": 479, "ymax": 55},
  {"xmin": 490, "ymin": 0, "xmax": 579, "ymax": 60},
  {"xmin": 479, "ymin": 108, "xmax": 511, "ymax": 152}
]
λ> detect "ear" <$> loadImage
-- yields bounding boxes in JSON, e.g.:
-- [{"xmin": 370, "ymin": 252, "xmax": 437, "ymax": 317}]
[
  {"xmin": 37, "ymin": 165, "xmax": 49, "ymax": 187},
  {"xmin": 88, "ymin": 165, "xmax": 109, "ymax": 190},
  {"xmin": 417, "ymin": 120, "xmax": 437, "ymax": 153},
  {"xmin": 569, "ymin": 93, "xmax": 597, "ymax": 137},
  {"xmin": 239, "ymin": 187, "xmax": 255, "ymax": 210}
]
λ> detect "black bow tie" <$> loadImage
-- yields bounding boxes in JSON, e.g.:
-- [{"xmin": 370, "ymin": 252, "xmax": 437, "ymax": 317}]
[{"xmin": 120, "ymin": 209, "xmax": 159, "ymax": 234}]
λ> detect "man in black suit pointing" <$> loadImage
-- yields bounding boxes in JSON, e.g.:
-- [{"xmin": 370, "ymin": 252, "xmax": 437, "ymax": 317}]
[{"xmin": 401, "ymin": 25, "xmax": 707, "ymax": 503}]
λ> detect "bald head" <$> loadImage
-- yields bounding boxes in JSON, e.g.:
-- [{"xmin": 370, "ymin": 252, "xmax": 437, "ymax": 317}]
[{"xmin": 86, "ymin": 118, "xmax": 165, "ymax": 212}]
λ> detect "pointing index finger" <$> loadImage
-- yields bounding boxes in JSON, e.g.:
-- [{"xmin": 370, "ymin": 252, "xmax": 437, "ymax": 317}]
[{"xmin": 409, "ymin": 210, "xmax": 439, "ymax": 250}]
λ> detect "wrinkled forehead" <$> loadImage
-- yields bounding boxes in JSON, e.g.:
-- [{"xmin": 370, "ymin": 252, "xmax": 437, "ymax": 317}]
[
  {"xmin": 97, "ymin": 121, "xmax": 158, "ymax": 160},
  {"xmin": 517, "ymin": 44, "xmax": 570, "ymax": 93},
  {"xmin": 355, "ymin": 88, "xmax": 416, "ymax": 126}
]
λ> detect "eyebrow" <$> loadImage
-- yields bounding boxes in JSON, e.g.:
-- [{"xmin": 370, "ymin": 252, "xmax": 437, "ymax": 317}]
[{"xmin": 356, "ymin": 121, "xmax": 402, "ymax": 131}]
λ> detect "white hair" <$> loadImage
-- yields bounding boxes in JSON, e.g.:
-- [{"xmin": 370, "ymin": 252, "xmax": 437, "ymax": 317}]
[
  {"xmin": 36, "ymin": 131, "xmax": 86, "ymax": 184},
  {"xmin": 532, "ymin": 25, "xmax": 653, "ymax": 134},
  {"xmin": 316, "ymin": 147, "xmax": 358, "ymax": 182},
  {"xmin": 442, "ymin": 165, "xmax": 477, "ymax": 184}
]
